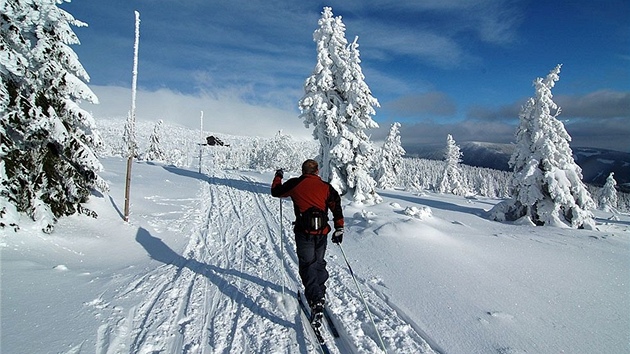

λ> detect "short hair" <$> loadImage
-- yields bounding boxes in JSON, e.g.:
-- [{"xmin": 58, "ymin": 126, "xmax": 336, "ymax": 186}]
[{"xmin": 302, "ymin": 159, "xmax": 319, "ymax": 175}]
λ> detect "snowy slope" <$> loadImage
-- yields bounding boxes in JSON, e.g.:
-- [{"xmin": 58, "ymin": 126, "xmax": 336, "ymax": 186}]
[{"xmin": 1, "ymin": 154, "xmax": 629, "ymax": 353}]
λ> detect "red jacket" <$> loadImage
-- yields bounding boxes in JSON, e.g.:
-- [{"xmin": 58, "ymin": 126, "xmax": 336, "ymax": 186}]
[{"xmin": 271, "ymin": 173, "xmax": 344, "ymax": 234}]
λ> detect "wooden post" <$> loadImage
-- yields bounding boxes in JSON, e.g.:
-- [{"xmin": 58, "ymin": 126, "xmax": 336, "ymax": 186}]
[
  {"xmin": 124, "ymin": 11, "xmax": 140, "ymax": 222},
  {"xmin": 123, "ymin": 156, "xmax": 133, "ymax": 221},
  {"xmin": 199, "ymin": 111, "xmax": 204, "ymax": 174}
]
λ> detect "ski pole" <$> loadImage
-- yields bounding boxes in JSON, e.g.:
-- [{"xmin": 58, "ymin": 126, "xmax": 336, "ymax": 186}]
[
  {"xmin": 279, "ymin": 198, "xmax": 285, "ymax": 297},
  {"xmin": 337, "ymin": 243, "xmax": 388, "ymax": 353}
]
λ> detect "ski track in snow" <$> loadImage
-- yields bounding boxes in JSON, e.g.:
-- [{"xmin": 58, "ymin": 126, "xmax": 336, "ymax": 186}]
[{"xmin": 92, "ymin": 169, "xmax": 436, "ymax": 354}]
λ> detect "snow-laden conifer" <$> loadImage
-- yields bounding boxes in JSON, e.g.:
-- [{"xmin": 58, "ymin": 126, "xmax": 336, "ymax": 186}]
[
  {"xmin": 1, "ymin": 0, "xmax": 106, "ymax": 232},
  {"xmin": 144, "ymin": 119, "xmax": 165, "ymax": 162},
  {"xmin": 598, "ymin": 172, "xmax": 618, "ymax": 213},
  {"xmin": 377, "ymin": 122, "xmax": 405, "ymax": 189},
  {"xmin": 491, "ymin": 65, "xmax": 595, "ymax": 228},
  {"xmin": 438, "ymin": 134, "xmax": 468, "ymax": 196},
  {"xmin": 299, "ymin": 7, "xmax": 380, "ymax": 203}
]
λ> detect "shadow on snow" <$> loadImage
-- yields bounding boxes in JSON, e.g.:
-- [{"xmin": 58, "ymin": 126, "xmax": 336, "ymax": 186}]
[
  {"xmin": 134, "ymin": 227, "xmax": 302, "ymax": 341},
  {"xmin": 161, "ymin": 165, "xmax": 271, "ymax": 195},
  {"xmin": 379, "ymin": 191, "xmax": 490, "ymax": 219}
]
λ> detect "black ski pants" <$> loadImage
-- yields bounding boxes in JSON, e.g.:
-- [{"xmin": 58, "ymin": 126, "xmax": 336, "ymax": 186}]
[{"xmin": 295, "ymin": 232, "xmax": 329, "ymax": 304}]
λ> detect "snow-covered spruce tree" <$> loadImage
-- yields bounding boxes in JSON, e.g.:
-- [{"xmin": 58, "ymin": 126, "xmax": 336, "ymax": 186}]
[
  {"xmin": 598, "ymin": 172, "xmax": 618, "ymax": 212},
  {"xmin": 299, "ymin": 7, "xmax": 381, "ymax": 203},
  {"xmin": 377, "ymin": 122, "xmax": 405, "ymax": 189},
  {"xmin": 144, "ymin": 119, "xmax": 165, "ymax": 162},
  {"xmin": 490, "ymin": 64, "xmax": 595, "ymax": 228},
  {"xmin": 1, "ymin": 0, "xmax": 106, "ymax": 232},
  {"xmin": 438, "ymin": 134, "xmax": 468, "ymax": 196}
]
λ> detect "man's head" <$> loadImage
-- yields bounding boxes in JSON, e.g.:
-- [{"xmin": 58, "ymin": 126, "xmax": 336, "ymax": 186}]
[{"xmin": 302, "ymin": 159, "xmax": 319, "ymax": 175}]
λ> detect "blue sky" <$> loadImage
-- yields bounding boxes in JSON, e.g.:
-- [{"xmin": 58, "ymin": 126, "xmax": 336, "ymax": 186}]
[{"xmin": 60, "ymin": 0, "xmax": 630, "ymax": 152}]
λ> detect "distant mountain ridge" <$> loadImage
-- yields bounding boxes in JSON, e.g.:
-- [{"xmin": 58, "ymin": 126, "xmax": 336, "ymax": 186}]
[{"xmin": 403, "ymin": 142, "xmax": 630, "ymax": 192}]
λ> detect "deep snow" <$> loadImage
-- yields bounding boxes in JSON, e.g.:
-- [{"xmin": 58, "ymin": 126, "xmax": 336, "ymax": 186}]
[{"xmin": 1, "ymin": 153, "xmax": 629, "ymax": 353}]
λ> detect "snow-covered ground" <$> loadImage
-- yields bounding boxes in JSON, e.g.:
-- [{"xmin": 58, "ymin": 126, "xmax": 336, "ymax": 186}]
[{"xmin": 2, "ymin": 152, "xmax": 629, "ymax": 353}]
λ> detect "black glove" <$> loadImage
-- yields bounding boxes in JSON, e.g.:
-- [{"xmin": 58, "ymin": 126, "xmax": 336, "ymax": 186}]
[
  {"xmin": 275, "ymin": 169, "xmax": 284, "ymax": 179},
  {"xmin": 332, "ymin": 228, "xmax": 343, "ymax": 244}
]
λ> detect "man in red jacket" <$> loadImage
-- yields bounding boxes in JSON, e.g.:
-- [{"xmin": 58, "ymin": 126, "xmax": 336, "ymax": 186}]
[{"xmin": 271, "ymin": 159, "xmax": 344, "ymax": 321}]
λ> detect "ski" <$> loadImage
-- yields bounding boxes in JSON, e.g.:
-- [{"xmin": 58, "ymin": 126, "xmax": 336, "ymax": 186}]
[
  {"xmin": 297, "ymin": 292, "xmax": 331, "ymax": 354},
  {"xmin": 323, "ymin": 307, "xmax": 339, "ymax": 338}
]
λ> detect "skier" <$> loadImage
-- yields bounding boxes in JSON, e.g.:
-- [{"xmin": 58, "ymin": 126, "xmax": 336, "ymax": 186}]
[{"xmin": 271, "ymin": 159, "xmax": 344, "ymax": 323}]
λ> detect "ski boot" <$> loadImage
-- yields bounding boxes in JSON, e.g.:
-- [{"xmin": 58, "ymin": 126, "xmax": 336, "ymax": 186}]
[{"xmin": 309, "ymin": 298, "xmax": 325, "ymax": 328}]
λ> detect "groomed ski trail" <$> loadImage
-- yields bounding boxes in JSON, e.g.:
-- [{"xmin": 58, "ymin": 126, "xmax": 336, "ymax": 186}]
[{"xmin": 95, "ymin": 167, "xmax": 437, "ymax": 354}]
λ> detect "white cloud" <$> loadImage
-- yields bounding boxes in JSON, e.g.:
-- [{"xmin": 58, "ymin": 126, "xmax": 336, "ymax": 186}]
[{"xmin": 82, "ymin": 85, "xmax": 312, "ymax": 140}]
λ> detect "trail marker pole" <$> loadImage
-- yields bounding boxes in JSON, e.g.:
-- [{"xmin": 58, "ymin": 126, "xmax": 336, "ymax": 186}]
[
  {"xmin": 123, "ymin": 11, "xmax": 140, "ymax": 222},
  {"xmin": 199, "ymin": 111, "xmax": 204, "ymax": 174}
]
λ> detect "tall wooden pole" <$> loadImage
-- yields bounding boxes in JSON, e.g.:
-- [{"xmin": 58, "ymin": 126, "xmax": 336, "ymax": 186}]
[
  {"xmin": 124, "ymin": 11, "xmax": 140, "ymax": 222},
  {"xmin": 198, "ymin": 111, "xmax": 204, "ymax": 174}
]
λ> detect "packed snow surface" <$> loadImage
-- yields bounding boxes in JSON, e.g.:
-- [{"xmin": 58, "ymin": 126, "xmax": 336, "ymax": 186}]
[{"xmin": 2, "ymin": 157, "xmax": 628, "ymax": 353}]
